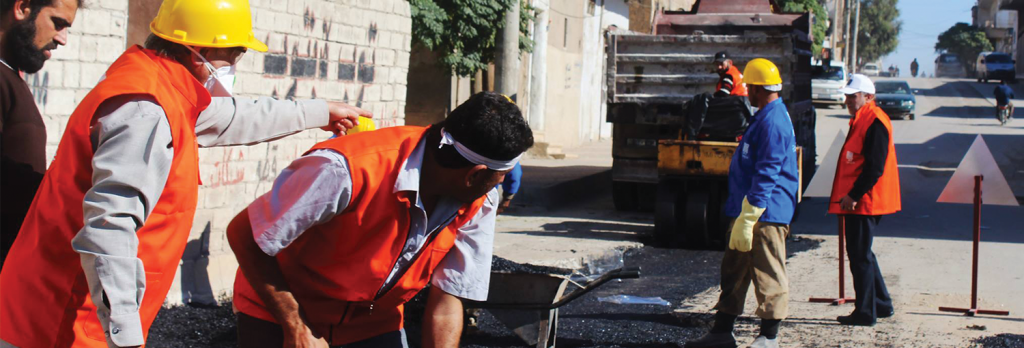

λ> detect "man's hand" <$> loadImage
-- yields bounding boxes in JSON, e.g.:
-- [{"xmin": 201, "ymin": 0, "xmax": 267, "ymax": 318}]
[
  {"xmin": 283, "ymin": 321, "xmax": 329, "ymax": 348},
  {"xmin": 321, "ymin": 101, "xmax": 372, "ymax": 136},
  {"xmin": 497, "ymin": 196, "xmax": 513, "ymax": 214},
  {"xmin": 840, "ymin": 195, "xmax": 858, "ymax": 211}
]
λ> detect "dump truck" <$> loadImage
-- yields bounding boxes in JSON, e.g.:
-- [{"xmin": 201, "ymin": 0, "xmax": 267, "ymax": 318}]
[{"xmin": 606, "ymin": 0, "xmax": 817, "ymax": 249}]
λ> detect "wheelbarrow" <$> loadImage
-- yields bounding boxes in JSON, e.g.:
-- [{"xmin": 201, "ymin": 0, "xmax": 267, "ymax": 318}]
[{"xmin": 463, "ymin": 267, "xmax": 641, "ymax": 348}]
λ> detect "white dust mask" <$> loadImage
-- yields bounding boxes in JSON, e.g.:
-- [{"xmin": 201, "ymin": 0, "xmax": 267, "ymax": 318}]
[{"xmin": 186, "ymin": 46, "xmax": 236, "ymax": 97}]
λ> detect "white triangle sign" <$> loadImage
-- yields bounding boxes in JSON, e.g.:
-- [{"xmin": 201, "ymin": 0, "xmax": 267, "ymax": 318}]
[
  {"xmin": 804, "ymin": 130, "xmax": 847, "ymax": 198},
  {"xmin": 937, "ymin": 135, "xmax": 1019, "ymax": 206}
]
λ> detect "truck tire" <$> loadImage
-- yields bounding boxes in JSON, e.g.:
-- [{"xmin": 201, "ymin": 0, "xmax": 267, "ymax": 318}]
[
  {"xmin": 654, "ymin": 180, "xmax": 683, "ymax": 247},
  {"xmin": 637, "ymin": 183, "xmax": 658, "ymax": 212},
  {"xmin": 612, "ymin": 181, "xmax": 639, "ymax": 211},
  {"xmin": 682, "ymin": 185, "xmax": 711, "ymax": 249}
]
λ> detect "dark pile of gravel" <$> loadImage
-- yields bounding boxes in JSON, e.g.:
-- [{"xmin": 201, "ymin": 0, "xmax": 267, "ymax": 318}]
[
  {"xmin": 143, "ymin": 238, "xmax": 820, "ymax": 348},
  {"xmin": 147, "ymin": 302, "xmax": 236, "ymax": 348},
  {"xmin": 974, "ymin": 334, "xmax": 1024, "ymax": 348},
  {"xmin": 490, "ymin": 255, "xmax": 573, "ymax": 275}
]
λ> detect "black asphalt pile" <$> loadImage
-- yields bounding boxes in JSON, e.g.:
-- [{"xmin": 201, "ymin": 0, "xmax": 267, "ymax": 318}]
[
  {"xmin": 463, "ymin": 246, "xmax": 722, "ymax": 347},
  {"xmin": 144, "ymin": 238, "xmax": 821, "ymax": 347},
  {"xmin": 490, "ymin": 255, "xmax": 573, "ymax": 275},
  {"xmin": 148, "ymin": 302, "xmax": 236, "ymax": 348},
  {"xmin": 973, "ymin": 334, "xmax": 1024, "ymax": 348}
]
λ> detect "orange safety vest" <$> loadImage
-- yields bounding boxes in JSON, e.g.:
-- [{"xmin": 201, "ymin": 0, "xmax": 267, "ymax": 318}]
[
  {"xmin": 232, "ymin": 126, "xmax": 488, "ymax": 345},
  {"xmin": 829, "ymin": 101, "xmax": 902, "ymax": 215},
  {"xmin": 717, "ymin": 65, "xmax": 748, "ymax": 96},
  {"xmin": 0, "ymin": 46, "xmax": 210, "ymax": 347}
]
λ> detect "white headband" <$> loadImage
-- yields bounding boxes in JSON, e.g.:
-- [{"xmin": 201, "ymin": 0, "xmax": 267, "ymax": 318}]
[{"xmin": 439, "ymin": 127, "xmax": 523, "ymax": 171}]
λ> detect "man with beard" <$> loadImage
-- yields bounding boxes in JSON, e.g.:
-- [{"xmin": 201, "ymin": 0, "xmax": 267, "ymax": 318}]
[
  {"xmin": 0, "ymin": 0, "xmax": 371, "ymax": 346},
  {"xmin": 0, "ymin": 0, "xmax": 80, "ymax": 268},
  {"xmin": 714, "ymin": 51, "xmax": 748, "ymax": 98}
]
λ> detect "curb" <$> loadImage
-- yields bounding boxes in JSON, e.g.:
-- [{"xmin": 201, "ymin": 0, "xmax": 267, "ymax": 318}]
[{"xmin": 514, "ymin": 168, "xmax": 613, "ymax": 210}]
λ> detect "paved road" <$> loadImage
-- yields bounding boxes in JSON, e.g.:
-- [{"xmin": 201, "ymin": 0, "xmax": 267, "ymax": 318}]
[{"xmin": 485, "ymin": 77, "xmax": 1024, "ymax": 347}]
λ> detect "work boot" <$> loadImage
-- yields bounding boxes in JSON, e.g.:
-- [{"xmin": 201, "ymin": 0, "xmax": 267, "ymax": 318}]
[
  {"xmin": 836, "ymin": 313, "xmax": 876, "ymax": 326},
  {"xmin": 749, "ymin": 336, "xmax": 779, "ymax": 348},
  {"xmin": 684, "ymin": 332, "xmax": 737, "ymax": 348}
]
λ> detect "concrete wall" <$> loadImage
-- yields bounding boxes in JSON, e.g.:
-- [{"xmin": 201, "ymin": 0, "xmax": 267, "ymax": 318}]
[
  {"xmin": 542, "ymin": 0, "xmax": 586, "ymax": 149},
  {"xmin": 24, "ymin": 0, "xmax": 412, "ymax": 305}
]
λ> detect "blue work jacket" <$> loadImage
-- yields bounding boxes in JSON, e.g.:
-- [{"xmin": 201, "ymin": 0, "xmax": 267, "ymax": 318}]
[{"xmin": 724, "ymin": 98, "xmax": 800, "ymax": 224}]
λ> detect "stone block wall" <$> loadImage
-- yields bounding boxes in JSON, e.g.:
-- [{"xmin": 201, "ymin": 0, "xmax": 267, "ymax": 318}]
[{"xmin": 24, "ymin": 0, "xmax": 412, "ymax": 305}]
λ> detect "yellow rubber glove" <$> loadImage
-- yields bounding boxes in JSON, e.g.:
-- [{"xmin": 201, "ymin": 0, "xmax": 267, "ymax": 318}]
[{"xmin": 729, "ymin": 197, "xmax": 766, "ymax": 252}]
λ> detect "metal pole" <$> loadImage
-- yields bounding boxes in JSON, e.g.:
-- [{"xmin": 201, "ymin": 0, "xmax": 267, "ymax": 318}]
[
  {"xmin": 844, "ymin": 0, "xmax": 852, "ymax": 66},
  {"xmin": 851, "ymin": 0, "xmax": 861, "ymax": 72},
  {"xmin": 971, "ymin": 175, "xmax": 982, "ymax": 312}
]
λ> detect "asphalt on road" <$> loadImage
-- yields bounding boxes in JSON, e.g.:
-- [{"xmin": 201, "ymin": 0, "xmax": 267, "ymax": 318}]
[{"xmin": 147, "ymin": 77, "xmax": 1023, "ymax": 347}]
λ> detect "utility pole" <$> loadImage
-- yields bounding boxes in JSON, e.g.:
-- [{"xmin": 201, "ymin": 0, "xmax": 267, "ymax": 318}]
[
  {"xmin": 528, "ymin": 1, "xmax": 549, "ymax": 131},
  {"xmin": 851, "ymin": 0, "xmax": 861, "ymax": 72},
  {"xmin": 844, "ymin": 0, "xmax": 852, "ymax": 67},
  {"xmin": 496, "ymin": 0, "xmax": 521, "ymax": 98}
]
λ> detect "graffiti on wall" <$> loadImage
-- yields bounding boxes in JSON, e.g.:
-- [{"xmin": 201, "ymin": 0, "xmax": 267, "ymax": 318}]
[
  {"xmin": 28, "ymin": 72, "xmax": 48, "ymax": 106},
  {"xmin": 209, "ymin": 149, "xmax": 245, "ymax": 187}
]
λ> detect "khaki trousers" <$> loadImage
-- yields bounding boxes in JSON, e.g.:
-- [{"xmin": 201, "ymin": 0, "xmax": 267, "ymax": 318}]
[{"xmin": 714, "ymin": 221, "xmax": 790, "ymax": 320}]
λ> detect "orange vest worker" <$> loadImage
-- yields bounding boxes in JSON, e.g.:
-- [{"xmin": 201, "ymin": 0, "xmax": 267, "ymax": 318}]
[
  {"xmin": 718, "ymin": 65, "xmax": 749, "ymax": 97},
  {"xmin": 232, "ymin": 126, "xmax": 488, "ymax": 345},
  {"xmin": 829, "ymin": 101, "xmax": 901, "ymax": 215},
  {"xmin": 0, "ymin": 46, "xmax": 210, "ymax": 347}
]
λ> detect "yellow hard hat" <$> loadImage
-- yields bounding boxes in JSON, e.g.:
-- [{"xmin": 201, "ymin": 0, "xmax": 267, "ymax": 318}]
[
  {"xmin": 347, "ymin": 116, "xmax": 376, "ymax": 134},
  {"xmin": 742, "ymin": 58, "xmax": 783, "ymax": 85},
  {"xmin": 150, "ymin": 0, "xmax": 268, "ymax": 52}
]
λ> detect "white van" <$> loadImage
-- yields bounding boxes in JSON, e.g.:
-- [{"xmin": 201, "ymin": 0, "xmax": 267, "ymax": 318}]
[
  {"xmin": 976, "ymin": 51, "xmax": 1016, "ymax": 83},
  {"xmin": 812, "ymin": 60, "xmax": 847, "ymax": 105},
  {"xmin": 861, "ymin": 63, "xmax": 881, "ymax": 76}
]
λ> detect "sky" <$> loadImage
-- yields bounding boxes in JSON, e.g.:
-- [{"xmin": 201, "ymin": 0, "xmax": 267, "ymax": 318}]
[{"xmin": 880, "ymin": 0, "xmax": 978, "ymax": 76}]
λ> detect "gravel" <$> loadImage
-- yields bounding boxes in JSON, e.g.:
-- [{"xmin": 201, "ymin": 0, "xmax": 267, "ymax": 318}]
[
  {"xmin": 144, "ymin": 237, "xmax": 821, "ymax": 348},
  {"xmin": 972, "ymin": 334, "xmax": 1024, "ymax": 348}
]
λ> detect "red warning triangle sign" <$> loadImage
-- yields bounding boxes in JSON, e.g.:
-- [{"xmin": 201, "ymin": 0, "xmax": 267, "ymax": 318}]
[{"xmin": 937, "ymin": 135, "xmax": 1019, "ymax": 206}]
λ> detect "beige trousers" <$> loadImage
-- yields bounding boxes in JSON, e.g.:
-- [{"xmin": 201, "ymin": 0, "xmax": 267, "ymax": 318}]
[{"xmin": 714, "ymin": 221, "xmax": 790, "ymax": 320}]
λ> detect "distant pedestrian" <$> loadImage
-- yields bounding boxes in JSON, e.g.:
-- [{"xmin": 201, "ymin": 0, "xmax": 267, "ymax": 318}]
[
  {"xmin": 686, "ymin": 58, "xmax": 799, "ymax": 348},
  {"xmin": 910, "ymin": 59, "xmax": 919, "ymax": 77},
  {"xmin": 833, "ymin": 74, "xmax": 902, "ymax": 326},
  {"xmin": 1, "ymin": 0, "xmax": 82, "ymax": 269}
]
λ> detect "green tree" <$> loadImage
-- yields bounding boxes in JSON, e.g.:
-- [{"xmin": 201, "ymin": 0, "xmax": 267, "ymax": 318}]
[
  {"xmin": 856, "ymin": 0, "xmax": 901, "ymax": 65},
  {"xmin": 776, "ymin": 0, "xmax": 828, "ymax": 58},
  {"xmin": 935, "ymin": 22, "xmax": 993, "ymax": 73},
  {"xmin": 410, "ymin": 0, "xmax": 535, "ymax": 77}
]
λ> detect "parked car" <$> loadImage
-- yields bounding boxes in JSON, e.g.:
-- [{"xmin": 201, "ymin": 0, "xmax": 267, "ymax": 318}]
[
  {"xmin": 935, "ymin": 53, "xmax": 966, "ymax": 78},
  {"xmin": 976, "ymin": 51, "xmax": 1015, "ymax": 83},
  {"xmin": 862, "ymin": 63, "xmax": 881, "ymax": 76},
  {"xmin": 812, "ymin": 60, "xmax": 847, "ymax": 105},
  {"xmin": 874, "ymin": 80, "xmax": 916, "ymax": 120}
]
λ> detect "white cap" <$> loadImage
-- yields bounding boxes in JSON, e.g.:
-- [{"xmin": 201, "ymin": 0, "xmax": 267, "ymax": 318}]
[{"xmin": 838, "ymin": 73, "xmax": 875, "ymax": 94}]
